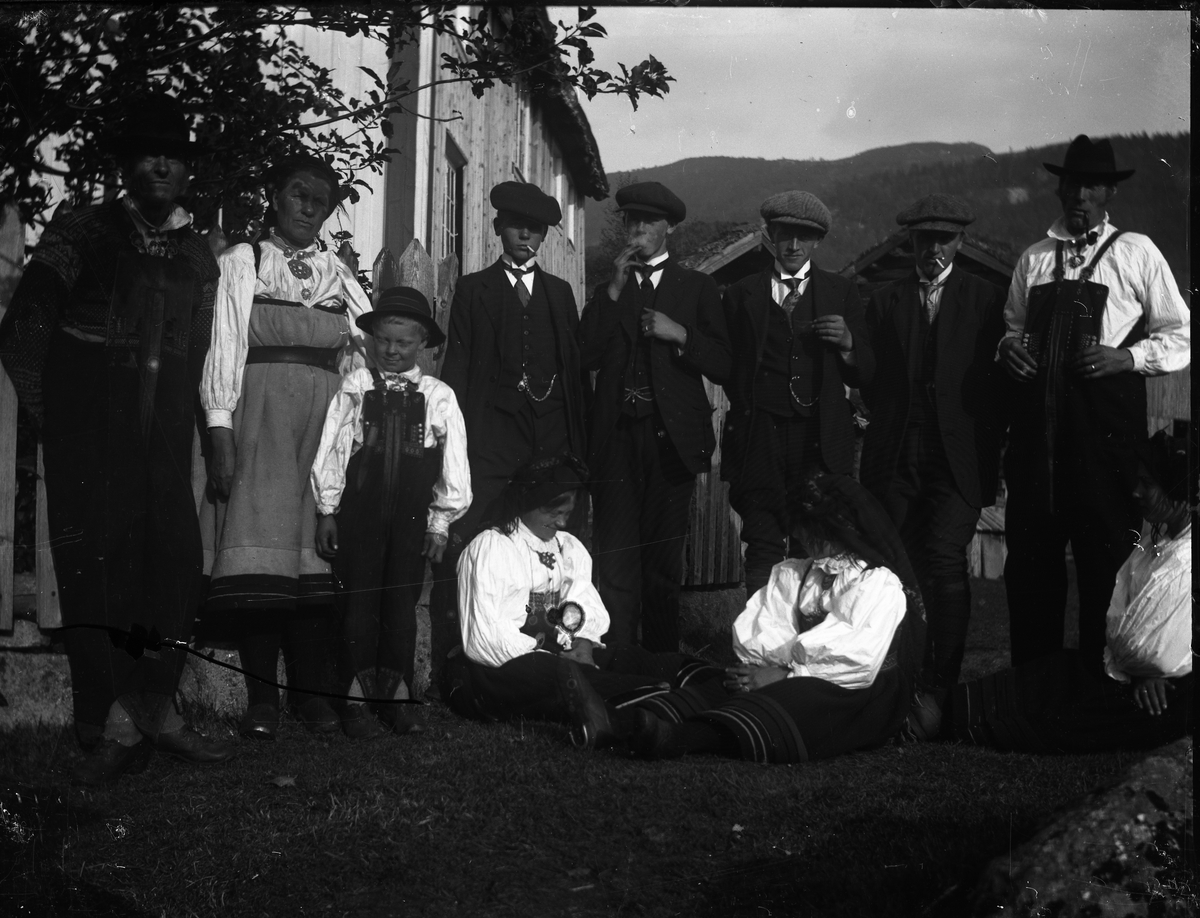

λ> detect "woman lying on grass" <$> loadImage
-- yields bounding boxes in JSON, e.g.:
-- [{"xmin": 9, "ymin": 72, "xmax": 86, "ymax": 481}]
[
  {"xmin": 443, "ymin": 453, "xmax": 722, "ymax": 729},
  {"xmin": 563, "ymin": 473, "xmax": 929, "ymax": 763},
  {"xmin": 910, "ymin": 429, "xmax": 1193, "ymax": 751}
]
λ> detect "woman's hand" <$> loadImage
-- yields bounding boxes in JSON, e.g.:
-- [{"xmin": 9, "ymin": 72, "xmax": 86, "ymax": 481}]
[
  {"xmin": 423, "ymin": 532, "xmax": 447, "ymax": 564},
  {"xmin": 1131, "ymin": 676, "xmax": 1173, "ymax": 716},
  {"xmin": 315, "ymin": 515, "xmax": 338, "ymax": 560},
  {"xmin": 724, "ymin": 664, "xmax": 789, "ymax": 692},
  {"xmin": 208, "ymin": 427, "xmax": 237, "ymax": 499},
  {"xmin": 561, "ymin": 637, "xmax": 597, "ymax": 667}
]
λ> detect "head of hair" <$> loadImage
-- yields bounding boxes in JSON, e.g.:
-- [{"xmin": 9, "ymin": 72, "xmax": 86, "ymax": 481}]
[
  {"xmin": 493, "ymin": 453, "xmax": 588, "ymax": 535},
  {"xmin": 262, "ymin": 153, "xmax": 342, "ymax": 226},
  {"xmin": 1137, "ymin": 430, "xmax": 1195, "ymax": 507}
]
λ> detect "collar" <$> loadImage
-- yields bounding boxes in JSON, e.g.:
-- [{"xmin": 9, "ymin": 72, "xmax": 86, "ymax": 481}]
[
  {"xmin": 917, "ymin": 262, "xmax": 954, "ymax": 286},
  {"xmin": 120, "ymin": 195, "xmax": 193, "ymax": 234},
  {"xmin": 516, "ymin": 519, "xmax": 560, "ymax": 548},
  {"xmin": 502, "ymin": 255, "xmax": 538, "ymax": 274},
  {"xmin": 642, "ymin": 251, "xmax": 670, "ymax": 269},
  {"xmin": 1047, "ymin": 214, "xmax": 1112, "ymax": 246},
  {"xmin": 811, "ymin": 553, "xmax": 866, "ymax": 577},
  {"xmin": 268, "ymin": 229, "xmax": 321, "ymax": 255},
  {"xmin": 381, "ymin": 365, "xmax": 422, "ymax": 385},
  {"xmin": 774, "ymin": 260, "xmax": 811, "ymax": 283}
]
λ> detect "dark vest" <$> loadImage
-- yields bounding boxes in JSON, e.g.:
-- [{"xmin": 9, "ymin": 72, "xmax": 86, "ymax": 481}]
[
  {"xmin": 496, "ymin": 276, "xmax": 563, "ymax": 416},
  {"xmin": 907, "ymin": 303, "xmax": 941, "ymax": 427},
  {"xmin": 622, "ymin": 278, "xmax": 658, "ymax": 418},
  {"xmin": 753, "ymin": 281, "xmax": 819, "ymax": 418}
]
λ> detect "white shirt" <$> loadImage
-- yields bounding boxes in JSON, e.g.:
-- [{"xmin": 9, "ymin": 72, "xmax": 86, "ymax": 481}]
[
  {"xmin": 1003, "ymin": 216, "xmax": 1190, "ymax": 375},
  {"xmin": 309, "ymin": 364, "xmax": 472, "ymax": 532},
  {"xmin": 635, "ymin": 250, "xmax": 670, "ymax": 291},
  {"xmin": 458, "ymin": 522, "xmax": 610, "ymax": 668},
  {"xmin": 201, "ymin": 235, "xmax": 372, "ymax": 428},
  {"xmin": 916, "ymin": 262, "xmax": 954, "ymax": 321},
  {"xmin": 771, "ymin": 259, "xmax": 811, "ymax": 306},
  {"xmin": 732, "ymin": 554, "xmax": 907, "ymax": 690},
  {"xmin": 1104, "ymin": 521, "xmax": 1192, "ymax": 682},
  {"xmin": 501, "ymin": 255, "xmax": 537, "ymax": 299}
]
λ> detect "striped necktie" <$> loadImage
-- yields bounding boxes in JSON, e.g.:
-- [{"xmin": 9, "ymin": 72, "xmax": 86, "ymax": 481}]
[{"xmin": 507, "ymin": 265, "xmax": 532, "ymax": 307}]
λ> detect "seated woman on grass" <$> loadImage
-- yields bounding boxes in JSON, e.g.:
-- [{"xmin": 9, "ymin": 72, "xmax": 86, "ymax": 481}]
[
  {"xmin": 910, "ymin": 429, "xmax": 1193, "ymax": 752},
  {"xmin": 444, "ymin": 453, "xmax": 720, "ymax": 733},
  {"xmin": 562, "ymin": 473, "xmax": 928, "ymax": 764}
]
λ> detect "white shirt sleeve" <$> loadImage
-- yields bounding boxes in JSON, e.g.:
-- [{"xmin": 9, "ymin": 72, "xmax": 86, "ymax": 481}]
[
  {"xmin": 1000, "ymin": 248, "xmax": 1032, "ymax": 347},
  {"xmin": 732, "ymin": 560, "xmax": 811, "ymax": 668},
  {"xmin": 201, "ymin": 244, "xmax": 257, "ymax": 429},
  {"xmin": 458, "ymin": 530, "xmax": 539, "ymax": 667},
  {"xmin": 309, "ymin": 368, "xmax": 371, "ymax": 516},
  {"xmin": 425, "ymin": 380, "xmax": 472, "ymax": 537},
  {"xmin": 557, "ymin": 533, "xmax": 610, "ymax": 647},
  {"xmin": 1123, "ymin": 240, "xmax": 1191, "ymax": 375},
  {"xmin": 789, "ymin": 565, "xmax": 907, "ymax": 689}
]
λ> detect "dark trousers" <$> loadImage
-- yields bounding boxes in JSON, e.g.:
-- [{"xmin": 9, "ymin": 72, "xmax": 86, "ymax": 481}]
[
  {"xmin": 876, "ymin": 420, "xmax": 980, "ymax": 694},
  {"xmin": 728, "ymin": 411, "xmax": 825, "ymax": 599},
  {"xmin": 591, "ymin": 413, "xmax": 694, "ymax": 651},
  {"xmin": 1003, "ymin": 439, "xmax": 1140, "ymax": 668},
  {"xmin": 429, "ymin": 400, "xmax": 583, "ymax": 672},
  {"xmin": 43, "ymin": 331, "xmax": 201, "ymax": 736}
]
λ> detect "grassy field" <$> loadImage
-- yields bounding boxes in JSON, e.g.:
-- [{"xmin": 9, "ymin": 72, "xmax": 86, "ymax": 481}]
[{"xmin": 0, "ymin": 577, "xmax": 1170, "ymax": 917}]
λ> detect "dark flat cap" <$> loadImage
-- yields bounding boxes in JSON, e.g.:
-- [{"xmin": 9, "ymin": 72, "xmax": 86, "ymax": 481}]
[
  {"xmin": 491, "ymin": 181, "xmax": 562, "ymax": 227},
  {"xmin": 1044, "ymin": 134, "xmax": 1134, "ymax": 183},
  {"xmin": 616, "ymin": 182, "xmax": 686, "ymax": 224},
  {"xmin": 760, "ymin": 191, "xmax": 831, "ymax": 234},
  {"xmin": 357, "ymin": 285, "xmax": 445, "ymax": 347},
  {"xmin": 896, "ymin": 193, "xmax": 975, "ymax": 232}
]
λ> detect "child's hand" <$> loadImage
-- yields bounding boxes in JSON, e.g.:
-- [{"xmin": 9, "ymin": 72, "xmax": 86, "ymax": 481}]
[
  {"xmin": 315, "ymin": 515, "xmax": 338, "ymax": 559},
  {"xmin": 423, "ymin": 532, "xmax": 447, "ymax": 563}
]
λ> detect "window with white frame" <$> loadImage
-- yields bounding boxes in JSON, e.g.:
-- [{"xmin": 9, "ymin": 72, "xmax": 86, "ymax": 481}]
[{"xmin": 443, "ymin": 133, "xmax": 466, "ymax": 272}]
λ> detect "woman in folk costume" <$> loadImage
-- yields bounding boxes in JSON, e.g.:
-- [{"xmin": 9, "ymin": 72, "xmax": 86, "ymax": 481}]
[
  {"xmin": 562, "ymin": 473, "xmax": 927, "ymax": 762},
  {"xmin": 912, "ymin": 429, "xmax": 1193, "ymax": 752},
  {"xmin": 445, "ymin": 453, "xmax": 722, "ymax": 727},
  {"xmin": 199, "ymin": 153, "xmax": 371, "ymax": 740},
  {"xmin": 0, "ymin": 91, "xmax": 234, "ymax": 784}
]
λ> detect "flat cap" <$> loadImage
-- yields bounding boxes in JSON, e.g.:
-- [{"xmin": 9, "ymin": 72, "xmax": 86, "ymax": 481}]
[
  {"xmin": 760, "ymin": 191, "xmax": 831, "ymax": 234},
  {"xmin": 896, "ymin": 193, "xmax": 975, "ymax": 232},
  {"xmin": 616, "ymin": 182, "xmax": 686, "ymax": 224},
  {"xmin": 490, "ymin": 181, "xmax": 562, "ymax": 227}
]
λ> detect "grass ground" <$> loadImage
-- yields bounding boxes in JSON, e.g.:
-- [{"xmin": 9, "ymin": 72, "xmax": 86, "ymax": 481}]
[{"xmin": 0, "ymin": 576, "xmax": 1176, "ymax": 917}]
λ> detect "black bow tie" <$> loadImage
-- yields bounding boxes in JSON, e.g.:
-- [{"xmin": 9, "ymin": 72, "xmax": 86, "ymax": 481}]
[
  {"xmin": 1071, "ymin": 231, "xmax": 1100, "ymax": 247},
  {"xmin": 505, "ymin": 264, "xmax": 534, "ymax": 276},
  {"xmin": 633, "ymin": 261, "xmax": 667, "ymax": 275}
]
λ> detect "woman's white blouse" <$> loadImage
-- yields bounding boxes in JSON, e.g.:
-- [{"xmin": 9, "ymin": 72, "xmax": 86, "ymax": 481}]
[
  {"xmin": 309, "ymin": 364, "xmax": 471, "ymax": 533},
  {"xmin": 458, "ymin": 522, "xmax": 610, "ymax": 669},
  {"xmin": 201, "ymin": 236, "xmax": 372, "ymax": 429},
  {"xmin": 733, "ymin": 555, "xmax": 907, "ymax": 690}
]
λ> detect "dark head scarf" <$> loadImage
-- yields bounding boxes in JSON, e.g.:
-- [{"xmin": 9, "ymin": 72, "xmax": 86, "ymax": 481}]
[
  {"xmin": 1136, "ymin": 429, "xmax": 1195, "ymax": 507},
  {"xmin": 495, "ymin": 453, "xmax": 589, "ymax": 535},
  {"xmin": 789, "ymin": 473, "xmax": 927, "ymax": 679}
]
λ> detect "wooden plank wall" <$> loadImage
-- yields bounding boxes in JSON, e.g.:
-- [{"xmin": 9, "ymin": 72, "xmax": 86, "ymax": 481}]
[{"xmin": 0, "ymin": 203, "xmax": 22, "ymax": 631}]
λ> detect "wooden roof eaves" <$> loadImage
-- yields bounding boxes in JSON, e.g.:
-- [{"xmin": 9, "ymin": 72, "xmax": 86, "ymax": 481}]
[
  {"xmin": 839, "ymin": 231, "xmax": 1015, "ymax": 279},
  {"xmin": 692, "ymin": 230, "xmax": 764, "ymax": 275}
]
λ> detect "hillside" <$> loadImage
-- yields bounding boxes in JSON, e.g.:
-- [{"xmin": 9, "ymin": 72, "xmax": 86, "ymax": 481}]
[{"xmin": 584, "ymin": 134, "xmax": 1190, "ymax": 293}]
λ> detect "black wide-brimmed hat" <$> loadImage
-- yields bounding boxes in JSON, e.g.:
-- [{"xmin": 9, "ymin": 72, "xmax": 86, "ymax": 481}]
[
  {"xmin": 1043, "ymin": 135, "xmax": 1134, "ymax": 183},
  {"xmin": 356, "ymin": 286, "xmax": 445, "ymax": 348},
  {"xmin": 110, "ymin": 90, "xmax": 201, "ymax": 159}
]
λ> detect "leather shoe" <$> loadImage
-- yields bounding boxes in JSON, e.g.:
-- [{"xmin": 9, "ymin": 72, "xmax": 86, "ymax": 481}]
[
  {"xmin": 239, "ymin": 704, "xmax": 280, "ymax": 741},
  {"xmin": 342, "ymin": 703, "xmax": 390, "ymax": 741},
  {"xmin": 71, "ymin": 738, "xmax": 153, "ymax": 786},
  {"xmin": 153, "ymin": 726, "xmax": 237, "ymax": 765},
  {"xmin": 557, "ymin": 658, "xmax": 617, "ymax": 750},
  {"xmin": 296, "ymin": 697, "xmax": 340, "ymax": 734},
  {"xmin": 376, "ymin": 703, "xmax": 426, "ymax": 736},
  {"xmin": 628, "ymin": 708, "xmax": 686, "ymax": 760}
]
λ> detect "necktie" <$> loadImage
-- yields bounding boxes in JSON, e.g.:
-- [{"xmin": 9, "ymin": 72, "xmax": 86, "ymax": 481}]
[
  {"xmin": 508, "ymin": 266, "xmax": 531, "ymax": 307},
  {"xmin": 920, "ymin": 280, "xmax": 945, "ymax": 323},
  {"xmin": 780, "ymin": 277, "xmax": 802, "ymax": 319}
]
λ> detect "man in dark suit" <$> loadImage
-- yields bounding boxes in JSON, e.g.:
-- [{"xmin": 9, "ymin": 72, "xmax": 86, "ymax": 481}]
[
  {"xmin": 579, "ymin": 181, "xmax": 731, "ymax": 652},
  {"xmin": 721, "ymin": 191, "xmax": 874, "ymax": 599},
  {"xmin": 432, "ymin": 181, "xmax": 587, "ymax": 673},
  {"xmin": 859, "ymin": 194, "xmax": 1006, "ymax": 707}
]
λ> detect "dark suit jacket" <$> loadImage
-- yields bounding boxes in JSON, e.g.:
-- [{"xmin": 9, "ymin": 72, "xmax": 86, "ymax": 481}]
[
  {"xmin": 720, "ymin": 265, "xmax": 873, "ymax": 480},
  {"xmin": 859, "ymin": 269, "xmax": 1006, "ymax": 509},
  {"xmin": 440, "ymin": 260, "xmax": 587, "ymax": 460},
  {"xmin": 577, "ymin": 262, "xmax": 730, "ymax": 476}
]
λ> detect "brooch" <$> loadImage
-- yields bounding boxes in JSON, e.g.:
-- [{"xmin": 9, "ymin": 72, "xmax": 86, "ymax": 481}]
[{"xmin": 536, "ymin": 551, "xmax": 557, "ymax": 570}]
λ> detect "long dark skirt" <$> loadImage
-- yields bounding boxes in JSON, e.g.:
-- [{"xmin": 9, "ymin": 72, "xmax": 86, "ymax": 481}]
[
  {"xmin": 947, "ymin": 650, "xmax": 1193, "ymax": 753},
  {"xmin": 42, "ymin": 331, "xmax": 202, "ymax": 733},
  {"xmin": 638, "ymin": 665, "xmax": 912, "ymax": 764}
]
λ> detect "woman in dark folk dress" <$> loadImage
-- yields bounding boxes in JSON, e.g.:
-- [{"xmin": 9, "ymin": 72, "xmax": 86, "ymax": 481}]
[{"xmin": 0, "ymin": 92, "xmax": 234, "ymax": 784}]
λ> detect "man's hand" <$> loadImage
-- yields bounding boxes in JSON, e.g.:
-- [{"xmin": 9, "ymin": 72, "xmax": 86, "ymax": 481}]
[
  {"xmin": 606, "ymin": 242, "xmax": 643, "ymax": 302},
  {"xmin": 423, "ymin": 532, "xmax": 447, "ymax": 564},
  {"xmin": 1131, "ymin": 676, "xmax": 1173, "ymax": 716},
  {"xmin": 208, "ymin": 427, "xmax": 237, "ymax": 499},
  {"xmin": 561, "ymin": 637, "xmax": 597, "ymax": 667},
  {"xmin": 999, "ymin": 337, "xmax": 1038, "ymax": 381},
  {"xmin": 315, "ymin": 515, "xmax": 338, "ymax": 559},
  {"xmin": 812, "ymin": 314, "xmax": 852, "ymax": 351},
  {"xmin": 1071, "ymin": 344, "xmax": 1133, "ymax": 379},
  {"xmin": 641, "ymin": 307, "xmax": 687, "ymax": 346},
  {"xmin": 724, "ymin": 663, "xmax": 789, "ymax": 692}
]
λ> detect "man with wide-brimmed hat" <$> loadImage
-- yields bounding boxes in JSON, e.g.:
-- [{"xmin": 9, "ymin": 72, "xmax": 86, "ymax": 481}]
[
  {"xmin": 998, "ymin": 134, "xmax": 1190, "ymax": 668},
  {"xmin": 721, "ymin": 190, "xmax": 872, "ymax": 600},
  {"xmin": 433, "ymin": 181, "xmax": 587, "ymax": 684},
  {"xmin": 0, "ymin": 89, "xmax": 233, "ymax": 783},
  {"xmin": 578, "ymin": 180, "xmax": 730, "ymax": 652},
  {"xmin": 858, "ymin": 193, "xmax": 1006, "ymax": 711}
]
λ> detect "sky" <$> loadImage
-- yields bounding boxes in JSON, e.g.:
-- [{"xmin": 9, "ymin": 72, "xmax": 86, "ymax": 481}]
[{"xmin": 548, "ymin": 7, "xmax": 1190, "ymax": 172}]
